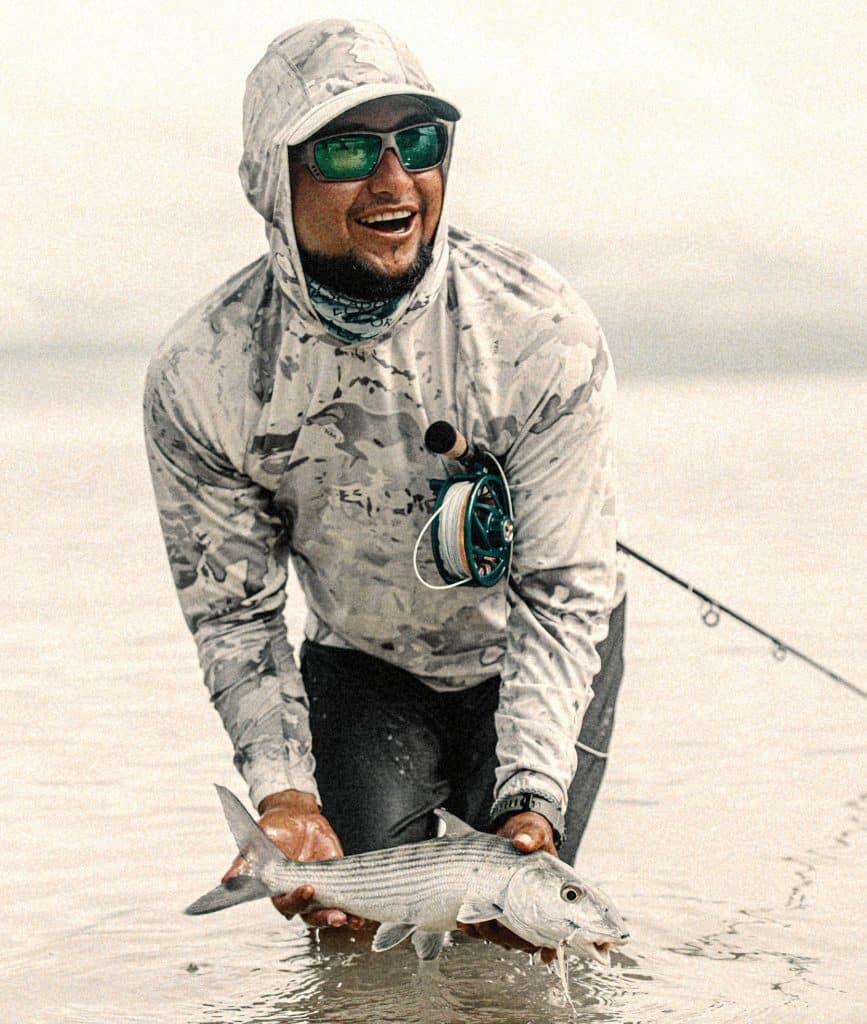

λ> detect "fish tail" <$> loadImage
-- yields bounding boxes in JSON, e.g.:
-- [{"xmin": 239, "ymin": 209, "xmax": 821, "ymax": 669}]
[
  {"xmin": 185, "ymin": 874, "xmax": 269, "ymax": 915},
  {"xmin": 183, "ymin": 785, "xmax": 287, "ymax": 916}
]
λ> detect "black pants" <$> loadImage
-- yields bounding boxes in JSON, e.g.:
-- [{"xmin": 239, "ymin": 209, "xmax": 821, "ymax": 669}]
[{"xmin": 301, "ymin": 598, "xmax": 625, "ymax": 865}]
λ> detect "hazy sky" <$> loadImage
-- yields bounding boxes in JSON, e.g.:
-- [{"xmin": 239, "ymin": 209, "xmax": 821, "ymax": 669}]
[{"xmin": 3, "ymin": 1, "xmax": 864, "ymax": 372}]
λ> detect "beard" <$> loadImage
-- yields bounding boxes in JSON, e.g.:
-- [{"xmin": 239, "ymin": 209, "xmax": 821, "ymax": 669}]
[{"xmin": 297, "ymin": 241, "xmax": 434, "ymax": 301}]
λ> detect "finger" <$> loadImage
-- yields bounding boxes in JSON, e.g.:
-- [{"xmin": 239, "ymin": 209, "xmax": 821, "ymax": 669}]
[
  {"xmin": 511, "ymin": 827, "xmax": 547, "ymax": 853},
  {"xmin": 492, "ymin": 929, "xmax": 540, "ymax": 955},
  {"xmin": 456, "ymin": 920, "xmax": 544, "ymax": 956},
  {"xmin": 458, "ymin": 920, "xmax": 501, "ymax": 945},
  {"xmin": 471, "ymin": 920, "xmax": 504, "ymax": 945},
  {"xmin": 301, "ymin": 908, "xmax": 349, "ymax": 928},
  {"xmin": 472, "ymin": 920, "xmax": 540, "ymax": 954},
  {"xmin": 484, "ymin": 922, "xmax": 540, "ymax": 955},
  {"xmin": 496, "ymin": 811, "xmax": 557, "ymax": 856},
  {"xmin": 221, "ymin": 854, "xmax": 248, "ymax": 883},
  {"xmin": 271, "ymin": 884, "xmax": 315, "ymax": 917}
]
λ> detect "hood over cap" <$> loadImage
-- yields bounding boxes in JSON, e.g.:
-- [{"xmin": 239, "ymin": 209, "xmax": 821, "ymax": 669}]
[{"xmin": 239, "ymin": 19, "xmax": 461, "ymax": 324}]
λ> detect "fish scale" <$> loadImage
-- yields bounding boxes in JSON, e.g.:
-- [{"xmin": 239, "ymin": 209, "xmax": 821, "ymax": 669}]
[
  {"xmin": 262, "ymin": 831, "xmax": 517, "ymax": 922},
  {"xmin": 185, "ymin": 785, "xmax": 629, "ymax": 966}
]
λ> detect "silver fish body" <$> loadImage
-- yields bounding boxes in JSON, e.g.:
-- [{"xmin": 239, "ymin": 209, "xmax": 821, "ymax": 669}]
[{"xmin": 186, "ymin": 786, "xmax": 629, "ymax": 963}]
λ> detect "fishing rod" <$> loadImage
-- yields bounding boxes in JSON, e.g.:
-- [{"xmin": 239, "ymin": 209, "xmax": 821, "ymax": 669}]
[
  {"xmin": 616, "ymin": 542, "xmax": 865, "ymax": 701},
  {"xmin": 417, "ymin": 421, "xmax": 863, "ymax": 700}
]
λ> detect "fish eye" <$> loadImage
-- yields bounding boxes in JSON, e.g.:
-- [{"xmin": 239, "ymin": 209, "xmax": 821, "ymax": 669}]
[{"xmin": 560, "ymin": 884, "xmax": 583, "ymax": 904}]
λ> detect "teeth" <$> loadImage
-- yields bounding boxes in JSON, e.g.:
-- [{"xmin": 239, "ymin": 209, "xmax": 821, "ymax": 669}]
[{"xmin": 359, "ymin": 211, "xmax": 412, "ymax": 225}]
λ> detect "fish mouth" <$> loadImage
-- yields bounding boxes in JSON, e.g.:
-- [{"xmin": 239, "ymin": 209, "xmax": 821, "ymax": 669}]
[
  {"xmin": 564, "ymin": 934, "xmax": 627, "ymax": 967},
  {"xmin": 589, "ymin": 941, "xmax": 613, "ymax": 967}
]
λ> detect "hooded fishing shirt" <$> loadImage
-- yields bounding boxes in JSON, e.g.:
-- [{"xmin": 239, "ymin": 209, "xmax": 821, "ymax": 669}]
[{"xmin": 144, "ymin": 19, "xmax": 624, "ymax": 815}]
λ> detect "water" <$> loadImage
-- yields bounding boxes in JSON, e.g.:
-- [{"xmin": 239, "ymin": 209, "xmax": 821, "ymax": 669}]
[{"xmin": 1, "ymin": 346, "xmax": 864, "ymax": 1023}]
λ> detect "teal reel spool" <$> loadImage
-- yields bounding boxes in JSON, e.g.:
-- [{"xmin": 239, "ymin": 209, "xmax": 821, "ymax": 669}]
[
  {"xmin": 428, "ymin": 471, "xmax": 514, "ymax": 587},
  {"xmin": 422, "ymin": 421, "xmax": 514, "ymax": 589}
]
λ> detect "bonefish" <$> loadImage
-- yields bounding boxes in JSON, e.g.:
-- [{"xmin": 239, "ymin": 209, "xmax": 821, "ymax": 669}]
[{"xmin": 186, "ymin": 786, "xmax": 629, "ymax": 965}]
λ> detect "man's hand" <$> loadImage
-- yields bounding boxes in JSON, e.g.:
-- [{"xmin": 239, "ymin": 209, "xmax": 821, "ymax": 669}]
[
  {"xmin": 221, "ymin": 789, "xmax": 365, "ymax": 930},
  {"xmin": 455, "ymin": 810, "xmax": 557, "ymax": 964}
]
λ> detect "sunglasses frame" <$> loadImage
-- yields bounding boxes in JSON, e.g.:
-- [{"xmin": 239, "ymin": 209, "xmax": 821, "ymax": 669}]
[{"xmin": 293, "ymin": 122, "xmax": 448, "ymax": 183}]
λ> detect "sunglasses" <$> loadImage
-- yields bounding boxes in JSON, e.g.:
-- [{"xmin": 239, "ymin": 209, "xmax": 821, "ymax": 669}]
[{"xmin": 294, "ymin": 122, "xmax": 448, "ymax": 182}]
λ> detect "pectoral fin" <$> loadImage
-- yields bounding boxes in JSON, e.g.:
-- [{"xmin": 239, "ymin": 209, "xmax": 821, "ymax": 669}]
[
  {"xmin": 411, "ymin": 929, "xmax": 447, "ymax": 960},
  {"xmin": 456, "ymin": 897, "xmax": 504, "ymax": 924},
  {"xmin": 372, "ymin": 921, "xmax": 417, "ymax": 952}
]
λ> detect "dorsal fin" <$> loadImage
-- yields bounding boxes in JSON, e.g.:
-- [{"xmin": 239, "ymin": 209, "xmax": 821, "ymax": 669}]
[{"xmin": 433, "ymin": 808, "xmax": 477, "ymax": 837}]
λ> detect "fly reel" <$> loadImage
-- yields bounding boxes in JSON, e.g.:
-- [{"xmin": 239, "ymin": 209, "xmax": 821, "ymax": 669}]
[{"xmin": 417, "ymin": 421, "xmax": 515, "ymax": 589}]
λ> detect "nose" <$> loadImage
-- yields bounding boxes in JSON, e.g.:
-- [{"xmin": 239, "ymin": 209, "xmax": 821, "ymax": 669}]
[
  {"xmin": 619, "ymin": 930, "xmax": 630, "ymax": 941},
  {"xmin": 368, "ymin": 147, "xmax": 413, "ymax": 192}
]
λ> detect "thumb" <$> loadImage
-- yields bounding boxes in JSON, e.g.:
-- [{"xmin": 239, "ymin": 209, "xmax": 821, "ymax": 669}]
[
  {"xmin": 511, "ymin": 826, "xmax": 546, "ymax": 853},
  {"xmin": 496, "ymin": 811, "xmax": 557, "ymax": 855}
]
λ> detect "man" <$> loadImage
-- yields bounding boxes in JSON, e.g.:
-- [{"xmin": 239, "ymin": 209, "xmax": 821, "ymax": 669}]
[{"xmin": 144, "ymin": 19, "xmax": 626, "ymax": 956}]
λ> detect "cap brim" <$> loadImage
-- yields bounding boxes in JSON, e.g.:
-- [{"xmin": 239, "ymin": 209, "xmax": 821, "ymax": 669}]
[{"xmin": 280, "ymin": 83, "xmax": 461, "ymax": 146}]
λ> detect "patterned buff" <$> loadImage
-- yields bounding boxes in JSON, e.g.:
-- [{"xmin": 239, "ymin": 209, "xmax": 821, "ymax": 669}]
[{"xmin": 307, "ymin": 277, "xmax": 411, "ymax": 343}]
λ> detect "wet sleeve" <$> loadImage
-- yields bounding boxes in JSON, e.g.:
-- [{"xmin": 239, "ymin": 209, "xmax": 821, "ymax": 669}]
[
  {"xmin": 143, "ymin": 356, "xmax": 319, "ymax": 809},
  {"xmin": 493, "ymin": 317, "xmax": 618, "ymax": 811}
]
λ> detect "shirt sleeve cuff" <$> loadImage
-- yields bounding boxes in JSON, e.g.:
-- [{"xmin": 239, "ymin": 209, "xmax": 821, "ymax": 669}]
[{"xmin": 246, "ymin": 762, "xmax": 321, "ymax": 813}]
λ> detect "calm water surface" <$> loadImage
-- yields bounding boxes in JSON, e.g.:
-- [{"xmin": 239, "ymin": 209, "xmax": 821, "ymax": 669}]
[{"xmin": 1, "ymin": 349, "xmax": 864, "ymax": 1023}]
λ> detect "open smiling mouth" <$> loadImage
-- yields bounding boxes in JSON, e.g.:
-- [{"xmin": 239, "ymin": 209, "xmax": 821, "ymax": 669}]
[{"xmin": 356, "ymin": 210, "xmax": 417, "ymax": 235}]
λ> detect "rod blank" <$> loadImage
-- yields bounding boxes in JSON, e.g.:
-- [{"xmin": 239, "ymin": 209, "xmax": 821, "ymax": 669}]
[{"xmin": 617, "ymin": 541, "xmax": 865, "ymax": 701}]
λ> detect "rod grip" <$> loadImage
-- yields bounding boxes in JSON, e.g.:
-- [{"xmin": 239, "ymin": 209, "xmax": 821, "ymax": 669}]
[{"xmin": 425, "ymin": 420, "xmax": 469, "ymax": 460}]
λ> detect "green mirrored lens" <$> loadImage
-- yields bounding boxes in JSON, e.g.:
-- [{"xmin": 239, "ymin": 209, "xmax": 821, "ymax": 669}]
[
  {"xmin": 395, "ymin": 124, "xmax": 444, "ymax": 170},
  {"xmin": 310, "ymin": 124, "xmax": 446, "ymax": 180},
  {"xmin": 313, "ymin": 135, "xmax": 380, "ymax": 180}
]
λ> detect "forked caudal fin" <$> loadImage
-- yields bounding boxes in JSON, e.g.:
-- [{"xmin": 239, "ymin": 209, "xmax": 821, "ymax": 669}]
[
  {"xmin": 185, "ymin": 874, "xmax": 270, "ymax": 915},
  {"xmin": 184, "ymin": 785, "xmax": 286, "ymax": 916}
]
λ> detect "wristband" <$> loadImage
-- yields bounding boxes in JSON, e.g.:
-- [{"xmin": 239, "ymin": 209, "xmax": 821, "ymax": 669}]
[{"xmin": 489, "ymin": 792, "xmax": 566, "ymax": 850}]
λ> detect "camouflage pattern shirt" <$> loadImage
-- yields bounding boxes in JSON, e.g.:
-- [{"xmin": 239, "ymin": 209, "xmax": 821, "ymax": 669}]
[{"xmin": 143, "ymin": 18, "xmax": 624, "ymax": 815}]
